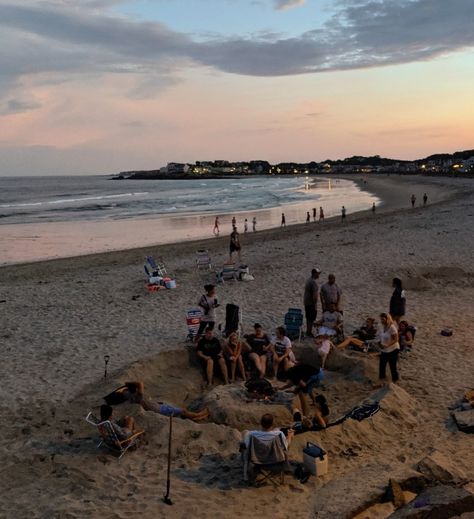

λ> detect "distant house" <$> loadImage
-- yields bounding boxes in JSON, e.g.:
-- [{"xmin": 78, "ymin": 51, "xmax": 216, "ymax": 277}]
[{"xmin": 166, "ymin": 162, "xmax": 190, "ymax": 174}]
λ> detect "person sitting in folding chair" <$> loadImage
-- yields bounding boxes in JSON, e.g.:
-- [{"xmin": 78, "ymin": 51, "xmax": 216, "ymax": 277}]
[
  {"xmin": 241, "ymin": 413, "xmax": 293, "ymax": 484},
  {"xmin": 100, "ymin": 404, "xmax": 136, "ymax": 443},
  {"xmin": 316, "ymin": 302, "xmax": 343, "ymax": 339}
]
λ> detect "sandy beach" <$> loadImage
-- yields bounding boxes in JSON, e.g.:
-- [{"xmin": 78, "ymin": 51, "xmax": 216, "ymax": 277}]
[{"xmin": 1, "ymin": 174, "xmax": 473, "ymax": 518}]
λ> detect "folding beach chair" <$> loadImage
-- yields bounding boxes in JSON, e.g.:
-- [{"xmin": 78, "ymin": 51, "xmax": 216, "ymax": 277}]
[
  {"xmin": 146, "ymin": 255, "xmax": 167, "ymax": 277},
  {"xmin": 85, "ymin": 412, "xmax": 144, "ymax": 460},
  {"xmin": 216, "ymin": 263, "xmax": 239, "ymax": 283},
  {"xmin": 196, "ymin": 249, "xmax": 212, "ymax": 270},
  {"xmin": 220, "ymin": 303, "xmax": 242, "ymax": 338},
  {"xmin": 284, "ymin": 308, "xmax": 304, "ymax": 343},
  {"xmin": 186, "ymin": 308, "xmax": 203, "ymax": 341},
  {"xmin": 242, "ymin": 433, "xmax": 289, "ymax": 485}
]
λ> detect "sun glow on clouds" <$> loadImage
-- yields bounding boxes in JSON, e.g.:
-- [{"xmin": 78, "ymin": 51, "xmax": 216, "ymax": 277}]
[{"xmin": 1, "ymin": 0, "xmax": 474, "ymax": 174}]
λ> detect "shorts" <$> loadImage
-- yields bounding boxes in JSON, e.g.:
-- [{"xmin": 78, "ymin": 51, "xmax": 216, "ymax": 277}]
[
  {"xmin": 305, "ymin": 304, "xmax": 317, "ymax": 323},
  {"xmin": 305, "ymin": 372, "xmax": 324, "ymax": 395},
  {"xmin": 159, "ymin": 404, "xmax": 183, "ymax": 417}
]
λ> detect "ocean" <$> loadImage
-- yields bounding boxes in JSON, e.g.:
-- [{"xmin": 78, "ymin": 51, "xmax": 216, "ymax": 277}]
[{"xmin": 0, "ymin": 175, "xmax": 379, "ymax": 264}]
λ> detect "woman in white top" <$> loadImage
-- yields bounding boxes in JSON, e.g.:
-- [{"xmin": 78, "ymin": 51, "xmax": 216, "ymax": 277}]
[
  {"xmin": 378, "ymin": 313, "xmax": 400, "ymax": 383},
  {"xmin": 271, "ymin": 326, "xmax": 296, "ymax": 378}
]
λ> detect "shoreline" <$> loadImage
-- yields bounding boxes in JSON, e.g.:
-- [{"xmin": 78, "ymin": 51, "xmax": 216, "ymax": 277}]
[
  {"xmin": 1, "ymin": 172, "xmax": 473, "ymax": 518},
  {"xmin": 1, "ymin": 174, "xmax": 469, "ymax": 270}
]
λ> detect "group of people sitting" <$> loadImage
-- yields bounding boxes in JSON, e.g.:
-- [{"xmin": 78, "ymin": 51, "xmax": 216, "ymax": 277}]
[{"xmin": 195, "ymin": 323, "xmax": 331, "ymax": 386}]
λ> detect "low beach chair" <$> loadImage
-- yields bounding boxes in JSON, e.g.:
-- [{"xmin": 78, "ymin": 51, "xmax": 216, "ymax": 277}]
[
  {"xmin": 146, "ymin": 255, "xmax": 167, "ymax": 277},
  {"xmin": 284, "ymin": 308, "xmax": 304, "ymax": 343},
  {"xmin": 85, "ymin": 412, "xmax": 144, "ymax": 460},
  {"xmin": 186, "ymin": 308, "xmax": 203, "ymax": 341},
  {"xmin": 196, "ymin": 249, "xmax": 212, "ymax": 270},
  {"xmin": 216, "ymin": 263, "xmax": 239, "ymax": 283},
  {"xmin": 242, "ymin": 433, "xmax": 289, "ymax": 485}
]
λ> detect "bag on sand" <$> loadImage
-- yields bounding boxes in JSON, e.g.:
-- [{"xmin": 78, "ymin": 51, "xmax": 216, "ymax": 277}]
[{"xmin": 103, "ymin": 385, "xmax": 128, "ymax": 406}]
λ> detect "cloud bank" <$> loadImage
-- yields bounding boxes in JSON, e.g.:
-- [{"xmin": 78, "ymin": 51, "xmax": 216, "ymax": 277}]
[
  {"xmin": 1, "ymin": 0, "xmax": 474, "ymax": 103},
  {"xmin": 273, "ymin": 0, "xmax": 306, "ymax": 11}
]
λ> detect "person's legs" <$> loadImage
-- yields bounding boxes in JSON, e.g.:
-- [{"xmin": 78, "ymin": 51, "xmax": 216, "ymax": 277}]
[
  {"xmin": 319, "ymin": 351, "xmax": 328, "ymax": 369},
  {"xmin": 196, "ymin": 320, "xmax": 208, "ymax": 338},
  {"xmin": 218, "ymin": 356, "xmax": 229, "ymax": 384},
  {"xmin": 182, "ymin": 408, "xmax": 209, "ymax": 421},
  {"xmin": 258, "ymin": 354, "xmax": 268, "ymax": 378},
  {"xmin": 298, "ymin": 392, "xmax": 310, "ymax": 417},
  {"xmin": 237, "ymin": 356, "xmax": 246, "ymax": 380},
  {"xmin": 230, "ymin": 359, "xmax": 237, "ymax": 382},
  {"xmin": 379, "ymin": 352, "xmax": 389, "ymax": 381},
  {"xmin": 305, "ymin": 305, "xmax": 316, "ymax": 336},
  {"xmin": 388, "ymin": 349, "xmax": 399, "ymax": 382},
  {"xmin": 206, "ymin": 358, "xmax": 214, "ymax": 385},
  {"xmin": 119, "ymin": 416, "xmax": 135, "ymax": 431},
  {"xmin": 338, "ymin": 337, "xmax": 364, "ymax": 350}
]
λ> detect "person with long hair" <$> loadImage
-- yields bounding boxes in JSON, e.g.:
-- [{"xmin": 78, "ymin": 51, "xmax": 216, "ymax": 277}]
[
  {"xmin": 378, "ymin": 313, "xmax": 400, "ymax": 383},
  {"xmin": 389, "ymin": 277, "xmax": 406, "ymax": 324},
  {"xmin": 224, "ymin": 332, "xmax": 247, "ymax": 383}
]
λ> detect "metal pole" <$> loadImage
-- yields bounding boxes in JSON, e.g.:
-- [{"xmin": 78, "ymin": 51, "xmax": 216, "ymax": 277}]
[{"xmin": 163, "ymin": 414, "xmax": 173, "ymax": 505}]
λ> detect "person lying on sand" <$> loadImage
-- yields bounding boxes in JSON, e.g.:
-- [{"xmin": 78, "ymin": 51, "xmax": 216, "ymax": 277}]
[
  {"xmin": 100, "ymin": 404, "xmax": 137, "ymax": 440},
  {"xmin": 338, "ymin": 317, "xmax": 377, "ymax": 350},
  {"xmin": 123, "ymin": 381, "xmax": 209, "ymax": 422}
]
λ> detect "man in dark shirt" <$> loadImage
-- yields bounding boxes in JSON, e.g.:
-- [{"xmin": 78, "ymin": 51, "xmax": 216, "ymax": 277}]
[
  {"xmin": 244, "ymin": 323, "xmax": 271, "ymax": 378},
  {"xmin": 196, "ymin": 328, "xmax": 229, "ymax": 385},
  {"xmin": 279, "ymin": 363, "xmax": 324, "ymax": 416}
]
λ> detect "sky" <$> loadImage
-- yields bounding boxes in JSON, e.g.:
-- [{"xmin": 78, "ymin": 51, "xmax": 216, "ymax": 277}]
[{"xmin": 1, "ymin": 0, "xmax": 474, "ymax": 175}]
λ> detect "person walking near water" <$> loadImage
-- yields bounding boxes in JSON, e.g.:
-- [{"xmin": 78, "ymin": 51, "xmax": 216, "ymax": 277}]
[
  {"xmin": 232, "ymin": 216, "xmax": 236, "ymax": 228},
  {"xmin": 281, "ymin": 213, "xmax": 286, "ymax": 228},
  {"xmin": 252, "ymin": 216, "xmax": 257, "ymax": 232},
  {"xmin": 372, "ymin": 202, "xmax": 376, "ymax": 215},
  {"xmin": 423, "ymin": 193, "xmax": 428, "ymax": 206},
  {"xmin": 341, "ymin": 206, "xmax": 346, "ymax": 221},
  {"xmin": 312, "ymin": 207, "xmax": 317, "ymax": 222},
  {"xmin": 213, "ymin": 216, "xmax": 220, "ymax": 236},
  {"xmin": 319, "ymin": 206, "xmax": 324, "ymax": 222},
  {"xmin": 306, "ymin": 211, "xmax": 310, "ymax": 224},
  {"xmin": 411, "ymin": 194, "xmax": 416, "ymax": 208},
  {"xmin": 229, "ymin": 226, "xmax": 241, "ymax": 262},
  {"xmin": 244, "ymin": 218, "xmax": 248, "ymax": 233}
]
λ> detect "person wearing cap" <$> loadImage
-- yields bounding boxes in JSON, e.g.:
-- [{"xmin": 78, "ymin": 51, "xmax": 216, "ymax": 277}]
[
  {"xmin": 303, "ymin": 268, "xmax": 321, "ymax": 338},
  {"xmin": 244, "ymin": 323, "xmax": 272, "ymax": 379}
]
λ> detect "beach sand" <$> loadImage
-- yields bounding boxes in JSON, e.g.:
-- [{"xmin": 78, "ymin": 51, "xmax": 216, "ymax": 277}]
[{"xmin": 1, "ymin": 174, "xmax": 473, "ymax": 518}]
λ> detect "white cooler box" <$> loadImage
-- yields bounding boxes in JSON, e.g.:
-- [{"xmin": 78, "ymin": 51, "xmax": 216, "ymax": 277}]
[{"xmin": 303, "ymin": 442, "xmax": 328, "ymax": 476}]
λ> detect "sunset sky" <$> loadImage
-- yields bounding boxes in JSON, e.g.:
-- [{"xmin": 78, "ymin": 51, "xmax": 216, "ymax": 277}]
[{"xmin": 1, "ymin": 0, "xmax": 474, "ymax": 175}]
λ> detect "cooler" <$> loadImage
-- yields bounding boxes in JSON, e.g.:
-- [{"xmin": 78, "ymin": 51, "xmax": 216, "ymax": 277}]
[{"xmin": 303, "ymin": 442, "xmax": 328, "ymax": 476}]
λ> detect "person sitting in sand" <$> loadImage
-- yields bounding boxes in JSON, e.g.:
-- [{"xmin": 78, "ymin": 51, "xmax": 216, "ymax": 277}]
[
  {"xmin": 278, "ymin": 363, "xmax": 324, "ymax": 417},
  {"xmin": 122, "ymin": 382, "xmax": 209, "ymax": 421},
  {"xmin": 290, "ymin": 394, "xmax": 330, "ymax": 432},
  {"xmin": 338, "ymin": 317, "xmax": 377, "ymax": 350},
  {"xmin": 100, "ymin": 404, "xmax": 137, "ymax": 441},
  {"xmin": 398, "ymin": 320, "xmax": 414, "ymax": 351},
  {"xmin": 314, "ymin": 333, "xmax": 332, "ymax": 369},
  {"xmin": 224, "ymin": 332, "xmax": 247, "ymax": 383},
  {"xmin": 244, "ymin": 323, "xmax": 272, "ymax": 379},
  {"xmin": 196, "ymin": 327, "xmax": 229, "ymax": 385},
  {"xmin": 270, "ymin": 326, "xmax": 296, "ymax": 378},
  {"xmin": 317, "ymin": 302, "xmax": 343, "ymax": 337}
]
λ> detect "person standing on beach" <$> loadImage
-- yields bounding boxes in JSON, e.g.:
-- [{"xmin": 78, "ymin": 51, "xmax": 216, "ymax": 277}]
[
  {"xmin": 197, "ymin": 284, "xmax": 220, "ymax": 338},
  {"xmin": 252, "ymin": 216, "xmax": 257, "ymax": 232},
  {"xmin": 411, "ymin": 194, "xmax": 416, "ymax": 208},
  {"xmin": 423, "ymin": 193, "xmax": 428, "ymax": 206},
  {"xmin": 319, "ymin": 207, "xmax": 324, "ymax": 221},
  {"xmin": 312, "ymin": 207, "xmax": 317, "ymax": 222},
  {"xmin": 281, "ymin": 213, "xmax": 286, "ymax": 228},
  {"xmin": 389, "ymin": 277, "xmax": 406, "ymax": 324},
  {"xmin": 372, "ymin": 202, "xmax": 376, "ymax": 214},
  {"xmin": 229, "ymin": 225, "xmax": 241, "ymax": 262},
  {"xmin": 303, "ymin": 268, "xmax": 321, "ymax": 338},
  {"xmin": 341, "ymin": 206, "xmax": 346, "ymax": 221},
  {"xmin": 306, "ymin": 211, "xmax": 310, "ymax": 224},
  {"xmin": 244, "ymin": 218, "xmax": 248, "ymax": 233},
  {"xmin": 378, "ymin": 313, "xmax": 400, "ymax": 384},
  {"xmin": 213, "ymin": 216, "xmax": 220, "ymax": 236},
  {"xmin": 320, "ymin": 274, "xmax": 343, "ymax": 313}
]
